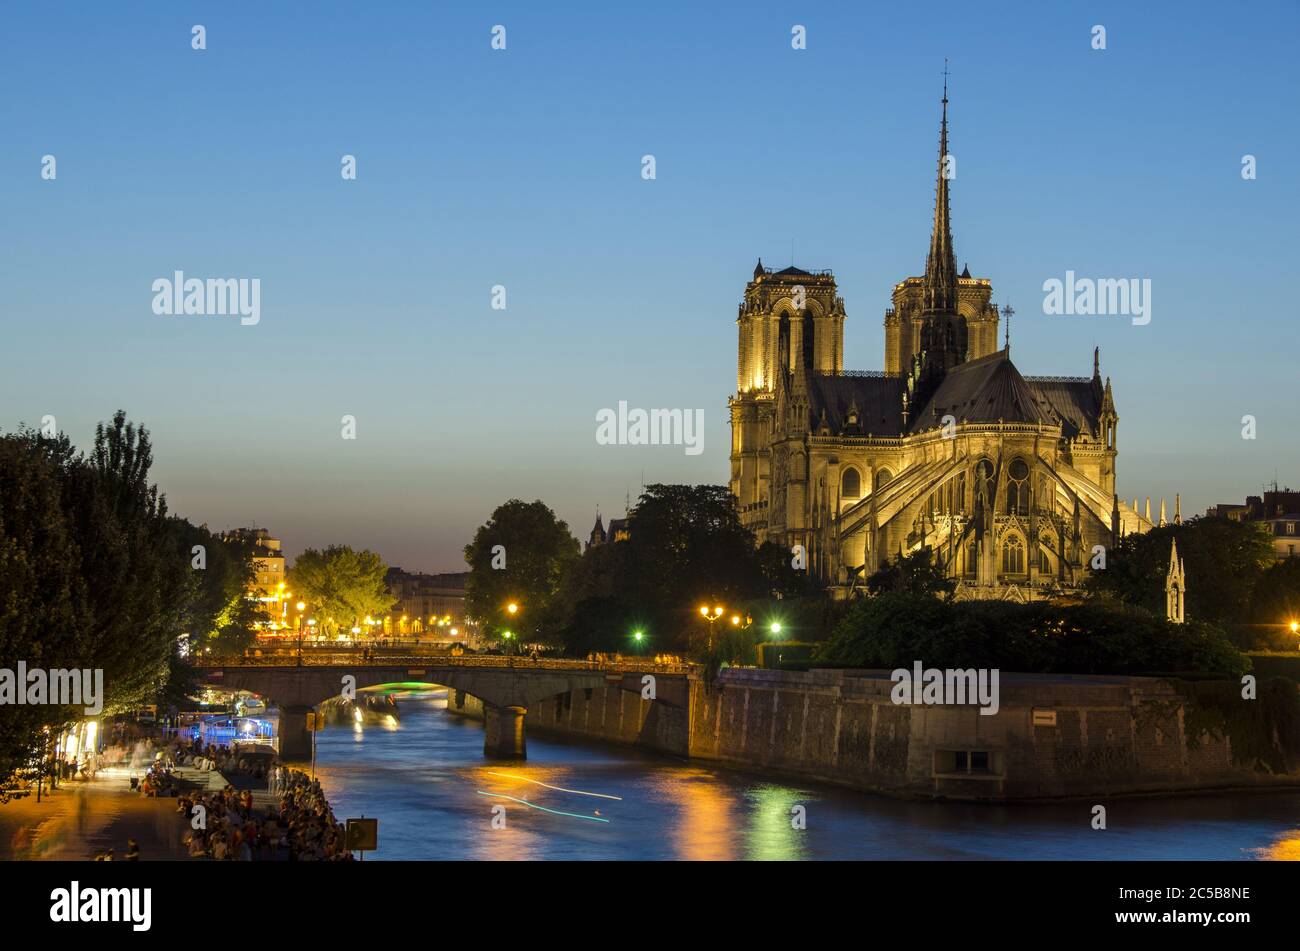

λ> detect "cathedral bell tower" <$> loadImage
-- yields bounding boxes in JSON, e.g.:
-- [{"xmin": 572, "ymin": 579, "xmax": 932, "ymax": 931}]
[{"xmin": 729, "ymin": 260, "xmax": 845, "ymax": 528}]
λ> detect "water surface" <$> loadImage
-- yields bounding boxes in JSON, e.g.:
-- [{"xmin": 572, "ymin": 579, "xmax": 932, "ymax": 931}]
[{"xmin": 310, "ymin": 694, "xmax": 1300, "ymax": 860}]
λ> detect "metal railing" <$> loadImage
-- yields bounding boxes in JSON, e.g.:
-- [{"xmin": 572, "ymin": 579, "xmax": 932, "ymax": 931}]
[{"xmin": 196, "ymin": 652, "xmax": 690, "ymax": 675}]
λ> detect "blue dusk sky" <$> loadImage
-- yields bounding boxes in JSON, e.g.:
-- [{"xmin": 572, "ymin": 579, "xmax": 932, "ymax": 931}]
[{"xmin": 2, "ymin": 1, "xmax": 1297, "ymax": 571}]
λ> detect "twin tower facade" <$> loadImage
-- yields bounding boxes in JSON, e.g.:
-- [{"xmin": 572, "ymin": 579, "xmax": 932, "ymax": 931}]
[{"xmin": 728, "ymin": 86, "xmax": 1153, "ymax": 600}]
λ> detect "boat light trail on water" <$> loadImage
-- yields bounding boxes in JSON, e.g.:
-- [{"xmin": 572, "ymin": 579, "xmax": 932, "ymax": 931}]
[
  {"xmin": 476, "ymin": 790, "xmax": 611, "ymax": 823},
  {"xmin": 483, "ymin": 770, "xmax": 624, "ymax": 801}
]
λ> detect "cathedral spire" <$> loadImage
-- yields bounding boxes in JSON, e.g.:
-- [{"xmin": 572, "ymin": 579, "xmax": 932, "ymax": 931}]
[{"xmin": 923, "ymin": 61, "xmax": 959, "ymax": 315}]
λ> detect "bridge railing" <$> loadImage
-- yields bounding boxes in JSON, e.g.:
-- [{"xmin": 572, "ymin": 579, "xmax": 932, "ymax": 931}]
[{"xmin": 195, "ymin": 652, "xmax": 691, "ymax": 675}]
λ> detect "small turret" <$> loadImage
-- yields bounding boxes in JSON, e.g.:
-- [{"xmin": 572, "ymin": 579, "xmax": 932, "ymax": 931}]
[{"xmin": 1166, "ymin": 539, "xmax": 1186, "ymax": 624}]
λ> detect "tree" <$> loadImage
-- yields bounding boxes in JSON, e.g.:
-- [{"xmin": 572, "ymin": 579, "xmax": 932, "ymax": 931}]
[
  {"xmin": 288, "ymin": 546, "xmax": 395, "ymax": 637},
  {"xmin": 1247, "ymin": 558, "xmax": 1300, "ymax": 650},
  {"xmin": 68, "ymin": 411, "xmax": 188, "ymax": 711},
  {"xmin": 0, "ymin": 432, "xmax": 89, "ymax": 779},
  {"xmin": 545, "ymin": 485, "xmax": 782, "ymax": 658},
  {"xmin": 1087, "ymin": 517, "xmax": 1273, "ymax": 626},
  {"xmin": 865, "ymin": 548, "xmax": 956, "ymax": 599},
  {"xmin": 464, "ymin": 500, "xmax": 580, "ymax": 642},
  {"xmin": 814, "ymin": 591, "xmax": 1248, "ymax": 677},
  {"xmin": 1, "ymin": 411, "xmax": 243, "ymax": 779},
  {"xmin": 172, "ymin": 520, "xmax": 262, "ymax": 655},
  {"xmin": 756, "ymin": 540, "xmax": 818, "ymax": 599}
]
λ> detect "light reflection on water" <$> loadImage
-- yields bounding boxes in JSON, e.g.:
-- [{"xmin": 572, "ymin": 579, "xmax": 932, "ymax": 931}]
[{"xmin": 308, "ymin": 696, "xmax": 1300, "ymax": 861}]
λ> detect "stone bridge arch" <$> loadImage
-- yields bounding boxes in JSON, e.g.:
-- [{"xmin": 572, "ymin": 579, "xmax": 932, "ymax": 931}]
[{"xmin": 197, "ymin": 664, "xmax": 684, "ymax": 760}]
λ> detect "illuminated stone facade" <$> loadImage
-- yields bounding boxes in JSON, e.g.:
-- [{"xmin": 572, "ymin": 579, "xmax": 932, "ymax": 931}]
[{"xmin": 729, "ymin": 88, "xmax": 1153, "ymax": 600}]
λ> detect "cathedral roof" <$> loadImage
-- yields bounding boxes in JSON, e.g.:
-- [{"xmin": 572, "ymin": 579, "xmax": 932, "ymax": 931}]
[
  {"xmin": 807, "ymin": 373, "xmax": 907, "ymax": 436},
  {"xmin": 1023, "ymin": 376, "xmax": 1103, "ymax": 438},
  {"xmin": 772, "ymin": 265, "xmax": 813, "ymax": 277},
  {"xmin": 807, "ymin": 352, "xmax": 1105, "ymax": 440},
  {"xmin": 912, "ymin": 349, "xmax": 1054, "ymax": 429}
]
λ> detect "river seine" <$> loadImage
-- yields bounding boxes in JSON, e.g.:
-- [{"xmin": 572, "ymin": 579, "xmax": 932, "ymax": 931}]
[{"xmin": 309, "ymin": 692, "xmax": 1300, "ymax": 860}]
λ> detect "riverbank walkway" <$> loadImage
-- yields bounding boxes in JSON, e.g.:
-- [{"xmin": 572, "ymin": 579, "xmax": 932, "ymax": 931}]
[{"xmin": 0, "ymin": 761, "xmax": 286, "ymax": 861}]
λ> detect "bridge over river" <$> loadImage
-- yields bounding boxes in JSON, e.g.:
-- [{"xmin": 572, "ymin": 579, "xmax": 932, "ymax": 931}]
[{"xmin": 194, "ymin": 651, "xmax": 690, "ymax": 759}]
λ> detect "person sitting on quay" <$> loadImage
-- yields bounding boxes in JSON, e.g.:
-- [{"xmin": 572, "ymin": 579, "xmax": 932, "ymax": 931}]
[{"xmin": 175, "ymin": 765, "xmax": 353, "ymax": 861}]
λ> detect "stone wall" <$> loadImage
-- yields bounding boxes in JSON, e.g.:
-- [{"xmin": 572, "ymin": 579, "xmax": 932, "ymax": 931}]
[
  {"xmin": 524, "ymin": 680, "xmax": 690, "ymax": 757},
  {"xmin": 513, "ymin": 667, "xmax": 1300, "ymax": 801}
]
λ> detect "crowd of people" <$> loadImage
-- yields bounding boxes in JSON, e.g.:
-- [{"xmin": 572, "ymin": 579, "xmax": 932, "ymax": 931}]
[
  {"xmin": 170, "ymin": 739, "xmax": 270, "ymax": 780},
  {"xmin": 110, "ymin": 732, "xmax": 354, "ymax": 861},
  {"xmin": 177, "ymin": 767, "xmax": 354, "ymax": 861},
  {"xmin": 137, "ymin": 758, "xmax": 179, "ymax": 797},
  {"xmin": 584, "ymin": 652, "xmax": 684, "ymax": 665},
  {"xmin": 90, "ymin": 839, "xmax": 139, "ymax": 861}
]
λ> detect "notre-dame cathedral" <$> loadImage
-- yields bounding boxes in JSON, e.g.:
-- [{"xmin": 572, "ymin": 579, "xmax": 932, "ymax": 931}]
[{"xmin": 728, "ymin": 84, "xmax": 1162, "ymax": 601}]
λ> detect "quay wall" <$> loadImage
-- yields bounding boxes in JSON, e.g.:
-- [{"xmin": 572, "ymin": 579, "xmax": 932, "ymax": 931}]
[{"xmin": 518, "ymin": 668, "xmax": 1300, "ymax": 801}]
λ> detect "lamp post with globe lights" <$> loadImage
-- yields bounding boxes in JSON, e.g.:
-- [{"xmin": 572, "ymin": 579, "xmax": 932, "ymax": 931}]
[{"xmin": 698, "ymin": 603, "xmax": 725, "ymax": 653}]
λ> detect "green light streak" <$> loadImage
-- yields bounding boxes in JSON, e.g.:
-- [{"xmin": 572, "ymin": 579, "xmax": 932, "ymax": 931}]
[{"xmin": 476, "ymin": 790, "xmax": 611, "ymax": 823}]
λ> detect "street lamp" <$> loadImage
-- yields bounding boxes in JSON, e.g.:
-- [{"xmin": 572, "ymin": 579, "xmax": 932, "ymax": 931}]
[
  {"xmin": 698, "ymin": 603, "xmax": 724, "ymax": 650},
  {"xmin": 632, "ymin": 630, "xmax": 645, "ymax": 655},
  {"xmin": 769, "ymin": 621, "xmax": 783, "ymax": 637}
]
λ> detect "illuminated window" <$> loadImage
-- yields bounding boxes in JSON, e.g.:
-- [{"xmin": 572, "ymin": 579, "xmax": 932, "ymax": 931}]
[
  {"xmin": 1002, "ymin": 534, "xmax": 1025, "ymax": 574},
  {"xmin": 1006, "ymin": 458, "xmax": 1030, "ymax": 515},
  {"xmin": 841, "ymin": 467, "xmax": 862, "ymax": 499}
]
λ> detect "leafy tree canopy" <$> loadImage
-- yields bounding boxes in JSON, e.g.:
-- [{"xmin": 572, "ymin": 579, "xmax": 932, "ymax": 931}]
[
  {"xmin": 463, "ymin": 499, "xmax": 580, "ymax": 641},
  {"xmin": 1, "ymin": 411, "xmax": 259, "ymax": 779},
  {"xmin": 288, "ymin": 545, "xmax": 395, "ymax": 638},
  {"xmin": 865, "ymin": 548, "xmax": 956, "ymax": 599},
  {"xmin": 816, "ymin": 592, "xmax": 1248, "ymax": 678},
  {"xmin": 1087, "ymin": 516, "xmax": 1272, "ymax": 626},
  {"xmin": 546, "ymin": 484, "xmax": 798, "ymax": 657}
]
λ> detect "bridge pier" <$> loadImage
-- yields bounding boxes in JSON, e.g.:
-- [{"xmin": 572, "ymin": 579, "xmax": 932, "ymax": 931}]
[
  {"xmin": 483, "ymin": 704, "xmax": 527, "ymax": 759},
  {"xmin": 278, "ymin": 705, "xmax": 314, "ymax": 762}
]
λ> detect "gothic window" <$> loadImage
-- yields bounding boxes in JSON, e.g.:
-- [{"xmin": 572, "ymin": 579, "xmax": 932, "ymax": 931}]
[
  {"xmin": 841, "ymin": 467, "xmax": 862, "ymax": 500},
  {"xmin": 777, "ymin": 313, "xmax": 792, "ymax": 373},
  {"xmin": 975, "ymin": 459, "xmax": 995, "ymax": 507},
  {"xmin": 802, "ymin": 312, "xmax": 815, "ymax": 372},
  {"xmin": 1001, "ymin": 533, "xmax": 1026, "ymax": 574},
  {"xmin": 966, "ymin": 541, "xmax": 978, "ymax": 575},
  {"xmin": 1007, "ymin": 458, "xmax": 1030, "ymax": 515},
  {"xmin": 1038, "ymin": 535, "xmax": 1054, "ymax": 572},
  {"xmin": 875, "ymin": 468, "xmax": 893, "ymax": 490}
]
